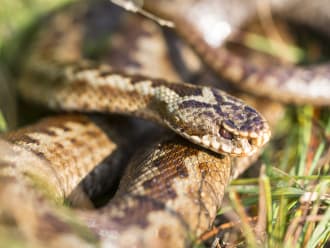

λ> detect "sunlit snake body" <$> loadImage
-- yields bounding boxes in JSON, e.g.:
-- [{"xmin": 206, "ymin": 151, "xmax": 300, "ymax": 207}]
[
  {"xmin": 143, "ymin": 0, "xmax": 330, "ymax": 105},
  {"xmin": 0, "ymin": 0, "xmax": 328, "ymax": 247},
  {"xmin": 20, "ymin": 60, "xmax": 270, "ymax": 156}
]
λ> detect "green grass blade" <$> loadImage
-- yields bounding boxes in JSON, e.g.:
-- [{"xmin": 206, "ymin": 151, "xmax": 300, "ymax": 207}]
[
  {"xmin": 0, "ymin": 110, "xmax": 7, "ymax": 132},
  {"xmin": 306, "ymin": 207, "xmax": 330, "ymax": 248}
]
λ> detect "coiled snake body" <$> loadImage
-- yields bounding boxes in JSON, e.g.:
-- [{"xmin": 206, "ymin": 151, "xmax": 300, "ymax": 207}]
[
  {"xmin": 0, "ymin": 0, "xmax": 328, "ymax": 247},
  {"xmin": 143, "ymin": 0, "xmax": 330, "ymax": 105}
]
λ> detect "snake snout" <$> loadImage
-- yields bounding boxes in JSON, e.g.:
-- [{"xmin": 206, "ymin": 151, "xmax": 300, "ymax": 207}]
[{"xmin": 213, "ymin": 112, "xmax": 271, "ymax": 156}]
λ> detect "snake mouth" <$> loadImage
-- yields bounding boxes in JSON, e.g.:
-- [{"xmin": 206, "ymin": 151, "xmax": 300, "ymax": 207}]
[
  {"xmin": 165, "ymin": 119, "xmax": 271, "ymax": 156},
  {"xmin": 182, "ymin": 126, "xmax": 271, "ymax": 157},
  {"xmin": 192, "ymin": 133, "xmax": 270, "ymax": 156},
  {"xmin": 215, "ymin": 119, "xmax": 271, "ymax": 156}
]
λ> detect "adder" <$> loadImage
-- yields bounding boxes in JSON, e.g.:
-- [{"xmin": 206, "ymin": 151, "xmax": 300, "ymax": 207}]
[{"xmin": 0, "ymin": 0, "xmax": 328, "ymax": 247}]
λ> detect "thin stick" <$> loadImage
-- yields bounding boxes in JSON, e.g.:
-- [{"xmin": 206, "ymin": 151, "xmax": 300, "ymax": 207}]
[{"xmin": 110, "ymin": 0, "xmax": 175, "ymax": 27}]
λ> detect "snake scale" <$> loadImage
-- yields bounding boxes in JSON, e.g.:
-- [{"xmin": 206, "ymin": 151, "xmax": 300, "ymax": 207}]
[{"xmin": 0, "ymin": 0, "xmax": 328, "ymax": 247}]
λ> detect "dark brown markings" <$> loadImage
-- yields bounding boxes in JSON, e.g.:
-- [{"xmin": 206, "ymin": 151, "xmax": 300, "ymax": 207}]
[
  {"xmin": 20, "ymin": 135, "xmax": 40, "ymax": 145},
  {"xmin": 70, "ymin": 138, "xmax": 78, "ymax": 145},
  {"xmin": 162, "ymin": 83, "xmax": 203, "ymax": 97},
  {"xmin": 176, "ymin": 162, "xmax": 189, "ymax": 178},
  {"xmin": 41, "ymin": 115, "xmax": 91, "ymax": 126},
  {"xmin": 142, "ymin": 178, "xmax": 177, "ymax": 199},
  {"xmin": 140, "ymin": 142, "xmax": 195, "ymax": 202},
  {"xmin": 203, "ymin": 111, "xmax": 215, "ymax": 118},
  {"xmin": 69, "ymin": 79, "xmax": 88, "ymax": 89},
  {"xmin": 0, "ymin": 160, "xmax": 16, "ymax": 169},
  {"xmin": 54, "ymin": 142, "xmax": 64, "ymax": 149},
  {"xmin": 211, "ymin": 88, "xmax": 224, "ymax": 104},
  {"xmin": 244, "ymin": 105, "xmax": 258, "ymax": 115},
  {"xmin": 32, "ymin": 151, "xmax": 48, "ymax": 161},
  {"xmin": 230, "ymin": 105, "xmax": 240, "ymax": 111},
  {"xmin": 223, "ymin": 119, "xmax": 236, "ymax": 129},
  {"xmin": 108, "ymin": 194, "xmax": 190, "ymax": 235},
  {"xmin": 158, "ymin": 226, "xmax": 171, "ymax": 239},
  {"xmin": 88, "ymin": 68, "xmax": 149, "ymax": 85},
  {"xmin": 231, "ymin": 113, "xmax": 244, "ymax": 122},
  {"xmin": 81, "ymin": 102, "xmax": 91, "ymax": 109},
  {"xmin": 131, "ymin": 77, "xmax": 202, "ymax": 97},
  {"xmin": 221, "ymin": 101, "xmax": 235, "ymax": 106},
  {"xmin": 35, "ymin": 128, "xmax": 57, "ymax": 137},
  {"xmin": 241, "ymin": 118, "xmax": 264, "ymax": 133},
  {"xmin": 142, "ymin": 177, "xmax": 158, "ymax": 189},
  {"xmin": 54, "ymin": 124, "xmax": 72, "ymax": 132},
  {"xmin": 165, "ymin": 185, "xmax": 178, "ymax": 199},
  {"xmin": 71, "ymin": 62, "xmax": 99, "ymax": 75},
  {"xmin": 252, "ymin": 116, "xmax": 262, "ymax": 123},
  {"xmin": 98, "ymin": 70, "xmax": 114, "ymax": 78},
  {"xmin": 236, "ymin": 107, "xmax": 266, "ymax": 132},
  {"xmin": 13, "ymin": 116, "xmax": 90, "ymax": 141},
  {"xmin": 197, "ymin": 162, "xmax": 209, "ymax": 173},
  {"xmin": 2, "ymin": 133, "xmax": 29, "ymax": 144},
  {"xmin": 214, "ymin": 106, "xmax": 229, "ymax": 118},
  {"xmin": 86, "ymin": 69, "xmax": 147, "ymax": 84},
  {"xmin": 240, "ymin": 63, "xmax": 258, "ymax": 82},
  {"xmin": 110, "ymin": 195, "xmax": 166, "ymax": 229},
  {"xmin": 98, "ymin": 85, "xmax": 141, "ymax": 100},
  {"xmin": 37, "ymin": 212, "xmax": 72, "ymax": 241},
  {"xmin": 73, "ymin": 64, "xmax": 203, "ymax": 97},
  {"xmin": 239, "ymin": 124, "xmax": 251, "ymax": 131},
  {"xmin": 178, "ymin": 100, "xmax": 213, "ymax": 109},
  {"xmin": 85, "ymin": 130, "xmax": 101, "ymax": 137},
  {"xmin": 130, "ymin": 73, "xmax": 154, "ymax": 84},
  {"xmin": 211, "ymin": 89, "xmax": 245, "ymax": 118}
]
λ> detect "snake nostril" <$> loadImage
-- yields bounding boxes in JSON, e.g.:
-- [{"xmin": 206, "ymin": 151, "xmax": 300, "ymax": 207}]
[{"xmin": 248, "ymin": 138, "xmax": 253, "ymax": 146}]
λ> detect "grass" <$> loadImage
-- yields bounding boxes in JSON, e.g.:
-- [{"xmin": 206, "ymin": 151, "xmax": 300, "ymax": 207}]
[
  {"xmin": 0, "ymin": 0, "xmax": 71, "ymax": 49},
  {"xmin": 0, "ymin": 0, "xmax": 73, "ymax": 131},
  {"xmin": 0, "ymin": 0, "xmax": 329, "ymax": 247},
  {"xmin": 200, "ymin": 23, "xmax": 330, "ymax": 247},
  {"xmin": 0, "ymin": 111, "xmax": 6, "ymax": 132},
  {"xmin": 226, "ymin": 107, "xmax": 329, "ymax": 247},
  {"xmin": 198, "ymin": 107, "xmax": 330, "ymax": 247}
]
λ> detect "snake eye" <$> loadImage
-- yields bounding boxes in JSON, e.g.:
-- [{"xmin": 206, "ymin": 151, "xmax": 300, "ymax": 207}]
[{"xmin": 219, "ymin": 128, "xmax": 234, "ymax": 140}]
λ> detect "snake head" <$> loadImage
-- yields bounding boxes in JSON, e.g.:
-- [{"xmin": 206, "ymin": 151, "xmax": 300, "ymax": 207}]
[{"xmin": 158, "ymin": 85, "xmax": 271, "ymax": 157}]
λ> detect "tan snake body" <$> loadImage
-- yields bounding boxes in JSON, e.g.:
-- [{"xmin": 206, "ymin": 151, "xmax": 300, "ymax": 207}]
[
  {"xmin": 16, "ymin": 0, "xmax": 272, "ymax": 158},
  {"xmin": 0, "ymin": 114, "xmax": 231, "ymax": 247},
  {"xmin": 0, "ymin": 116, "xmax": 108, "ymax": 247},
  {"xmin": 142, "ymin": 0, "xmax": 330, "ymax": 105},
  {"xmin": 3, "ymin": 0, "xmax": 326, "ymax": 247},
  {"xmin": 0, "ymin": 2, "xmax": 239, "ymax": 246}
]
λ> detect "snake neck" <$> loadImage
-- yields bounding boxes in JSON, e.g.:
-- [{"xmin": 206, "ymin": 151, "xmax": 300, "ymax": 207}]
[
  {"xmin": 19, "ymin": 59, "xmax": 191, "ymax": 125},
  {"xmin": 19, "ymin": 55, "xmax": 272, "ymax": 157}
]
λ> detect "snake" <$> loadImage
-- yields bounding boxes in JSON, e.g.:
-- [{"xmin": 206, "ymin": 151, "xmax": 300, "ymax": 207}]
[
  {"xmin": 18, "ymin": 1, "xmax": 271, "ymax": 157},
  {"xmin": 0, "ymin": 0, "xmax": 326, "ymax": 247},
  {"xmin": 141, "ymin": 0, "xmax": 330, "ymax": 105}
]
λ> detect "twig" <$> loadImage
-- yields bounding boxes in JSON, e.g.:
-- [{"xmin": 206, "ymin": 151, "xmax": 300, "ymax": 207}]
[{"xmin": 197, "ymin": 216, "xmax": 258, "ymax": 243}]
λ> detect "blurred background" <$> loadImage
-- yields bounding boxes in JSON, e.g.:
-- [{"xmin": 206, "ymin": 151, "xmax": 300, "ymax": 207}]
[{"xmin": 0, "ymin": 0, "xmax": 72, "ymax": 131}]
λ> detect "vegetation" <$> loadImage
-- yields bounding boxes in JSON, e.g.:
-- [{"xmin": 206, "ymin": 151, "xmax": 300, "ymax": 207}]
[{"xmin": 0, "ymin": 0, "xmax": 329, "ymax": 247}]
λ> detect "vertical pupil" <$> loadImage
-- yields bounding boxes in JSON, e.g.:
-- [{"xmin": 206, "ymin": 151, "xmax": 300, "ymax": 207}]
[{"xmin": 219, "ymin": 128, "xmax": 233, "ymax": 140}]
